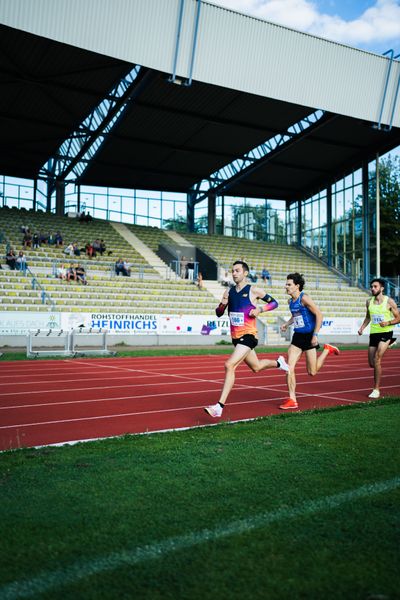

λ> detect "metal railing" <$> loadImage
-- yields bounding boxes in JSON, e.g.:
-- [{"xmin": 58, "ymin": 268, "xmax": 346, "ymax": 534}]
[{"xmin": 26, "ymin": 266, "xmax": 56, "ymax": 310}]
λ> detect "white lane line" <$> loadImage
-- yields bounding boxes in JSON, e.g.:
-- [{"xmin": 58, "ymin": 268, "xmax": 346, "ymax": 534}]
[
  {"xmin": 0, "ymin": 393, "xmax": 295, "ymax": 429},
  {"xmin": 0, "ymin": 476, "xmax": 398, "ymax": 600}
]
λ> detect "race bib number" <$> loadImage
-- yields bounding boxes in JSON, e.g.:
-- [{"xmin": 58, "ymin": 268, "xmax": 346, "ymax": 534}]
[
  {"xmin": 230, "ymin": 312, "xmax": 244, "ymax": 326},
  {"xmin": 293, "ymin": 315, "xmax": 305, "ymax": 329},
  {"xmin": 372, "ymin": 314, "xmax": 384, "ymax": 324}
]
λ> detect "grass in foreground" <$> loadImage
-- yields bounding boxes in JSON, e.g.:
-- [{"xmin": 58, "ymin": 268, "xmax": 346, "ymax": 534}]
[{"xmin": 0, "ymin": 400, "xmax": 399, "ymax": 600}]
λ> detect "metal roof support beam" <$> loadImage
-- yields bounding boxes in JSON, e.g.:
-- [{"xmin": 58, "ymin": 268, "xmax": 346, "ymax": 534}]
[
  {"xmin": 40, "ymin": 66, "xmax": 157, "ymax": 195},
  {"xmin": 386, "ymin": 53, "xmax": 400, "ymax": 131},
  {"xmin": 169, "ymin": 0, "xmax": 202, "ymax": 86},
  {"xmin": 188, "ymin": 109, "xmax": 334, "ymax": 207}
]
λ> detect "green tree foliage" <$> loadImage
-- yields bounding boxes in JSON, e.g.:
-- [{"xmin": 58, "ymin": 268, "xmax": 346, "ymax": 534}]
[{"xmin": 370, "ymin": 155, "xmax": 400, "ymax": 276}]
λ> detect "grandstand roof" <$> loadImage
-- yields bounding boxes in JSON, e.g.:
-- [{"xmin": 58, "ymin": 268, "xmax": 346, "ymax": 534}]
[{"xmin": 1, "ymin": 3, "xmax": 400, "ymax": 201}]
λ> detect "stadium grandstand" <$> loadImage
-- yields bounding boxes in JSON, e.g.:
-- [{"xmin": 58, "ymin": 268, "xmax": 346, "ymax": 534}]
[{"xmin": 0, "ymin": 0, "xmax": 399, "ymax": 349}]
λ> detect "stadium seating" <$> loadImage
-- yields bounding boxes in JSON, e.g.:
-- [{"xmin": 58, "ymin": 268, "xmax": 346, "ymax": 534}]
[{"xmin": 0, "ymin": 207, "xmax": 369, "ymax": 321}]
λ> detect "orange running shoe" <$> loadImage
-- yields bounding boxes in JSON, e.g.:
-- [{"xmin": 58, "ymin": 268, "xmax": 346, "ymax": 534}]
[
  {"xmin": 324, "ymin": 344, "xmax": 340, "ymax": 355},
  {"xmin": 279, "ymin": 398, "xmax": 298, "ymax": 410}
]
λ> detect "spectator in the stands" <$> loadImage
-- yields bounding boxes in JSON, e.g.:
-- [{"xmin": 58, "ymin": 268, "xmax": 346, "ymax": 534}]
[
  {"xmin": 187, "ymin": 258, "xmax": 195, "ymax": 281},
  {"xmin": 16, "ymin": 251, "xmax": 27, "ymax": 272},
  {"xmin": 248, "ymin": 266, "xmax": 258, "ymax": 283},
  {"xmin": 6, "ymin": 248, "xmax": 16, "ymax": 270},
  {"xmin": 196, "ymin": 271, "xmax": 204, "ymax": 290},
  {"xmin": 32, "ymin": 232, "xmax": 40, "ymax": 249},
  {"xmin": 261, "ymin": 266, "xmax": 271, "ymax": 285},
  {"xmin": 221, "ymin": 270, "xmax": 232, "ymax": 287},
  {"xmin": 64, "ymin": 242, "xmax": 75, "ymax": 257},
  {"xmin": 56, "ymin": 263, "xmax": 67, "ymax": 280},
  {"xmin": 85, "ymin": 241, "xmax": 95, "ymax": 258},
  {"xmin": 54, "ymin": 231, "xmax": 63, "ymax": 247},
  {"xmin": 180, "ymin": 256, "xmax": 188, "ymax": 279},
  {"xmin": 92, "ymin": 239, "xmax": 101, "ymax": 256},
  {"xmin": 20, "ymin": 225, "xmax": 30, "ymax": 234},
  {"xmin": 100, "ymin": 239, "xmax": 107, "ymax": 256},
  {"xmin": 38, "ymin": 231, "xmax": 48, "ymax": 245},
  {"xmin": 22, "ymin": 231, "xmax": 32, "ymax": 248},
  {"xmin": 75, "ymin": 264, "xmax": 87, "ymax": 285},
  {"xmin": 115, "ymin": 258, "xmax": 130, "ymax": 276},
  {"xmin": 67, "ymin": 263, "xmax": 77, "ymax": 282}
]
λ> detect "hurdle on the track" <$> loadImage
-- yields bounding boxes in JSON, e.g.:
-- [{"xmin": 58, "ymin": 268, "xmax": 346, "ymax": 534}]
[
  {"xmin": 70, "ymin": 327, "xmax": 111, "ymax": 356},
  {"xmin": 26, "ymin": 329, "xmax": 72, "ymax": 358},
  {"xmin": 26, "ymin": 328, "xmax": 112, "ymax": 358}
]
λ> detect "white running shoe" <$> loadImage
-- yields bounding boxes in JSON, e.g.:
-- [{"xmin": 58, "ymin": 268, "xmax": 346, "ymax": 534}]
[
  {"xmin": 204, "ymin": 403, "xmax": 223, "ymax": 418},
  {"xmin": 368, "ymin": 389, "xmax": 380, "ymax": 399},
  {"xmin": 277, "ymin": 355, "xmax": 289, "ymax": 373}
]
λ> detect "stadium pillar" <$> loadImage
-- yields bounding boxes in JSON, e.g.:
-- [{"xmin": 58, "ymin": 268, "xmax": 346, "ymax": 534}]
[
  {"xmin": 208, "ymin": 193, "xmax": 216, "ymax": 235},
  {"xmin": 187, "ymin": 192, "xmax": 195, "ymax": 232},
  {"xmin": 55, "ymin": 180, "xmax": 65, "ymax": 216},
  {"xmin": 327, "ymin": 185, "xmax": 332, "ymax": 267},
  {"xmin": 297, "ymin": 200, "xmax": 302, "ymax": 246},
  {"xmin": 362, "ymin": 160, "xmax": 370, "ymax": 287}
]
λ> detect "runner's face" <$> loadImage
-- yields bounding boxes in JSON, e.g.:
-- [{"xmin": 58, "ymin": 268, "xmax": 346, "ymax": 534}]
[
  {"xmin": 232, "ymin": 264, "xmax": 247, "ymax": 283},
  {"xmin": 285, "ymin": 279, "xmax": 299, "ymax": 296},
  {"xmin": 371, "ymin": 282, "xmax": 384, "ymax": 297}
]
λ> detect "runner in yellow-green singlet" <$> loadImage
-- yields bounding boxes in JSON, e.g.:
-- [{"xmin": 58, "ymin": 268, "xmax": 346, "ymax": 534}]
[{"xmin": 358, "ymin": 278, "xmax": 400, "ymax": 398}]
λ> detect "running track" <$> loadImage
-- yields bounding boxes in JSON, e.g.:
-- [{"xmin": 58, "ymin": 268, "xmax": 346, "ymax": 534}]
[{"xmin": 0, "ymin": 350, "xmax": 399, "ymax": 451}]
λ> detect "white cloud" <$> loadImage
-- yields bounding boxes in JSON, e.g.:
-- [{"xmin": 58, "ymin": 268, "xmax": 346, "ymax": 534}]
[{"xmin": 210, "ymin": 0, "xmax": 400, "ymax": 50}]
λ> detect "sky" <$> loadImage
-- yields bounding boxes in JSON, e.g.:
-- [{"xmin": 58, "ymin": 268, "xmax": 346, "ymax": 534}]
[{"xmin": 210, "ymin": 0, "xmax": 400, "ymax": 55}]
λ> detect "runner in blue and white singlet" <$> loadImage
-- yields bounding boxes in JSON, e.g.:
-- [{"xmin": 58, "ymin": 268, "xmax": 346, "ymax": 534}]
[
  {"xmin": 289, "ymin": 291, "xmax": 316, "ymax": 336},
  {"xmin": 279, "ymin": 272, "xmax": 340, "ymax": 411}
]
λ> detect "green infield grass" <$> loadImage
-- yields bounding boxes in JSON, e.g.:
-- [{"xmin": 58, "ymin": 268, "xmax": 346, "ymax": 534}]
[{"xmin": 0, "ymin": 399, "xmax": 399, "ymax": 599}]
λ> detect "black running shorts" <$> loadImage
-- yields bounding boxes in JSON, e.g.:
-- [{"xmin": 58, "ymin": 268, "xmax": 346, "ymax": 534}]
[
  {"xmin": 291, "ymin": 331, "xmax": 320, "ymax": 352},
  {"xmin": 232, "ymin": 334, "xmax": 258, "ymax": 350},
  {"xmin": 369, "ymin": 331, "xmax": 393, "ymax": 347}
]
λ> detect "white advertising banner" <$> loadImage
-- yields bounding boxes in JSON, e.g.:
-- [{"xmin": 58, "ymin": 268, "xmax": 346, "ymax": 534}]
[
  {"xmin": 0, "ymin": 312, "xmax": 61, "ymax": 335},
  {"xmin": 1, "ymin": 312, "xmax": 400, "ymax": 337}
]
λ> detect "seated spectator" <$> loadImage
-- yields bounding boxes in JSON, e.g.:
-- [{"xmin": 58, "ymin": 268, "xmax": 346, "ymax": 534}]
[
  {"xmin": 32, "ymin": 232, "xmax": 40, "ymax": 249},
  {"xmin": 22, "ymin": 231, "xmax": 32, "ymax": 248},
  {"xmin": 38, "ymin": 231, "xmax": 48, "ymax": 245},
  {"xmin": 85, "ymin": 242, "xmax": 95, "ymax": 258},
  {"xmin": 20, "ymin": 225, "xmax": 30, "ymax": 234},
  {"xmin": 56, "ymin": 264, "xmax": 67, "ymax": 280},
  {"xmin": 248, "ymin": 266, "xmax": 258, "ymax": 283},
  {"xmin": 100, "ymin": 239, "xmax": 106, "ymax": 256},
  {"xmin": 75, "ymin": 264, "xmax": 87, "ymax": 285},
  {"xmin": 196, "ymin": 271, "xmax": 204, "ymax": 290},
  {"xmin": 54, "ymin": 231, "xmax": 63, "ymax": 247},
  {"xmin": 92, "ymin": 239, "xmax": 101, "ymax": 255},
  {"xmin": 6, "ymin": 248, "xmax": 16, "ymax": 270},
  {"xmin": 67, "ymin": 264, "xmax": 77, "ymax": 282},
  {"xmin": 221, "ymin": 270, "xmax": 232, "ymax": 287},
  {"xmin": 48, "ymin": 233, "xmax": 55, "ymax": 245},
  {"xmin": 64, "ymin": 242, "xmax": 75, "ymax": 257},
  {"xmin": 16, "ymin": 251, "xmax": 27, "ymax": 272},
  {"xmin": 85, "ymin": 211, "xmax": 93, "ymax": 222},
  {"xmin": 115, "ymin": 258, "xmax": 130, "ymax": 276},
  {"xmin": 261, "ymin": 267, "xmax": 271, "ymax": 285}
]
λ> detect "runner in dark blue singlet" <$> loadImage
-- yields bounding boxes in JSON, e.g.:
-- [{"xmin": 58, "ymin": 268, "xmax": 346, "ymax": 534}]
[{"xmin": 279, "ymin": 272, "xmax": 340, "ymax": 410}]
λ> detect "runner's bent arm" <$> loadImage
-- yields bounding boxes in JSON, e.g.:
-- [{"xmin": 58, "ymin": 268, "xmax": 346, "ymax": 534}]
[
  {"xmin": 380, "ymin": 299, "xmax": 400, "ymax": 327},
  {"xmin": 249, "ymin": 286, "xmax": 278, "ymax": 317},
  {"xmin": 215, "ymin": 289, "xmax": 229, "ymax": 317},
  {"xmin": 358, "ymin": 300, "xmax": 371, "ymax": 335}
]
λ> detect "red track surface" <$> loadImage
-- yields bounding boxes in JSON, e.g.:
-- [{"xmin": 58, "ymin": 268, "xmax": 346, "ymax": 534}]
[{"xmin": 0, "ymin": 350, "xmax": 399, "ymax": 451}]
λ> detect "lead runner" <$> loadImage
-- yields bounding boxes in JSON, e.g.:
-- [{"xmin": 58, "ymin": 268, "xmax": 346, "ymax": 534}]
[{"xmin": 204, "ymin": 260, "xmax": 289, "ymax": 418}]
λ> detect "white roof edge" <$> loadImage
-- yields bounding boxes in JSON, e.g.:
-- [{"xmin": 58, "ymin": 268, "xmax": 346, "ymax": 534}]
[{"xmin": 0, "ymin": 0, "xmax": 399, "ymax": 128}]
